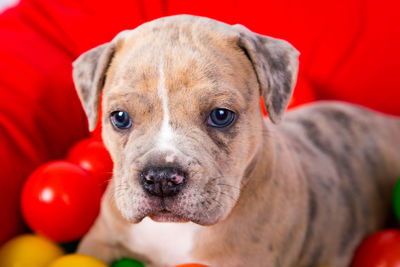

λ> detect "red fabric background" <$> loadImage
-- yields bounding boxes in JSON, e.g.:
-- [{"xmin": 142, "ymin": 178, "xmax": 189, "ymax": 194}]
[{"xmin": 1, "ymin": 0, "xmax": 399, "ymax": 245}]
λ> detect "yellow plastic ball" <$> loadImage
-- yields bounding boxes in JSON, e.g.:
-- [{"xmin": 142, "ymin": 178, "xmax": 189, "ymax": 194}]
[
  {"xmin": 0, "ymin": 234, "xmax": 64, "ymax": 267},
  {"xmin": 48, "ymin": 254, "xmax": 108, "ymax": 267}
]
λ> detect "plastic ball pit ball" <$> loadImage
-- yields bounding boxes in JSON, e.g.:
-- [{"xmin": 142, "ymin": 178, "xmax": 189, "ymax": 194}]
[
  {"xmin": 0, "ymin": 234, "xmax": 64, "ymax": 267},
  {"xmin": 112, "ymin": 257, "xmax": 145, "ymax": 267},
  {"xmin": 67, "ymin": 137, "xmax": 113, "ymax": 193},
  {"xmin": 393, "ymin": 177, "xmax": 400, "ymax": 222},
  {"xmin": 111, "ymin": 259, "xmax": 210, "ymax": 267},
  {"xmin": 350, "ymin": 229, "xmax": 400, "ymax": 267},
  {"xmin": 48, "ymin": 254, "xmax": 108, "ymax": 267},
  {"xmin": 21, "ymin": 160, "xmax": 102, "ymax": 242}
]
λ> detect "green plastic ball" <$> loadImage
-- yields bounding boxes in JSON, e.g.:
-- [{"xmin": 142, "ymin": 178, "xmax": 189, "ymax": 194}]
[
  {"xmin": 393, "ymin": 178, "xmax": 400, "ymax": 222},
  {"xmin": 112, "ymin": 258, "xmax": 145, "ymax": 267}
]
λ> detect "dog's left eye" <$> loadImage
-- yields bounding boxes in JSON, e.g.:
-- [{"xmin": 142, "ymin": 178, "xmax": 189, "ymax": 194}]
[
  {"xmin": 110, "ymin": 110, "xmax": 132, "ymax": 130},
  {"xmin": 208, "ymin": 108, "xmax": 235, "ymax": 128}
]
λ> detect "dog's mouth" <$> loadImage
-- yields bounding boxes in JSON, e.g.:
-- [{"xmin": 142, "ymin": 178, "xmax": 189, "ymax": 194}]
[
  {"xmin": 149, "ymin": 209, "xmax": 190, "ymax": 223},
  {"xmin": 116, "ymin": 179, "xmax": 226, "ymax": 225},
  {"xmin": 145, "ymin": 194, "xmax": 193, "ymax": 223}
]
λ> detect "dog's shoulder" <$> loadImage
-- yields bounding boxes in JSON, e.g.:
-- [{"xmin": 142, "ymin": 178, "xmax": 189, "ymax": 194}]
[
  {"xmin": 279, "ymin": 100, "xmax": 384, "ymax": 137},
  {"xmin": 284, "ymin": 101, "xmax": 373, "ymax": 124},
  {"xmin": 272, "ymin": 101, "xmax": 386, "ymax": 164}
]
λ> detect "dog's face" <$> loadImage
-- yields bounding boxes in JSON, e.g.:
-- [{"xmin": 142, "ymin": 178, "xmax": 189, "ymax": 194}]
[{"xmin": 73, "ymin": 15, "xmax": 299, "ymax": 225}]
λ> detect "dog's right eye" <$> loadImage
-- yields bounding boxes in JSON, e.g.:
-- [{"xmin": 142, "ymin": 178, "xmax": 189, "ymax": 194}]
[{"xmin": 110, "ymin": 110, "xmax": 132, "ymax": 130}]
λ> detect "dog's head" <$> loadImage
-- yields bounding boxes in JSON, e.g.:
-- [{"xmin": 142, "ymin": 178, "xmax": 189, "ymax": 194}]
[{"xmin": 72, "ymin": 15, "xmax": 299, "ymax": 225}]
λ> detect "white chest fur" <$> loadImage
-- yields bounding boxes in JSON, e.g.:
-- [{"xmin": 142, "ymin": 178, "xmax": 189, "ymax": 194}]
[{"xmin": 125, "ymin": 217, "xmax": 204, "ymax": 266}]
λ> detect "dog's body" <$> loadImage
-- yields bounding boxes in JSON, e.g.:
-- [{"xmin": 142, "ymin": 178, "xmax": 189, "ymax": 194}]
[{"xmin": 72, "ymin": 15, "xmax": 400, "ymax": 267}]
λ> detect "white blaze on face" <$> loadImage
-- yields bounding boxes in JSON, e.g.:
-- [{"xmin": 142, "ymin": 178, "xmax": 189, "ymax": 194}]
[{"xmin": 156, "ymin": 58, "xmax": 178, "ymax": 159}]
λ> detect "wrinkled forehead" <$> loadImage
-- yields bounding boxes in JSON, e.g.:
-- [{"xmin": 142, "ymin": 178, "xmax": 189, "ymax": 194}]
[{"xmin": 103, "ymin": 19, "xmax": 256, "ymax": 100}]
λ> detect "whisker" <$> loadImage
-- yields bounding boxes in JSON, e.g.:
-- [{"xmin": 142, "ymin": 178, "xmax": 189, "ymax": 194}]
[
  {"xmin": 211, "ymin": 197, "xmax": 224, "ymax": 209},
  {"xmin": 206, "ymin": 198, "xmax": 223, "ymax": 209},
  {"xmin": 219, "ymin": 191, "xmax": 237, "ymax": 202},
  {"xmin": 207, "ymin": 188, "xmax": 237, "ymax": 202},
  {"xmin": 216, "ymin": 183, "xmax": 242, "ymax": 191}
]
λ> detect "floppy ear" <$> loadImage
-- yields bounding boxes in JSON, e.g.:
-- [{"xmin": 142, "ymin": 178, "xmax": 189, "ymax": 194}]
[
  {"xmin": 72, "ymin": 42, "xmax": 116, "ymax": 131},
  {"xmin": 233, "ymin": 25, "xmax": 299, "ymax": 124}
]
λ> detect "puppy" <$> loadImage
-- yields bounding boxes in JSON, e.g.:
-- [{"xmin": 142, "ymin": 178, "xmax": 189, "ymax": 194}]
[{"xmin": 72, "ymin": 15, "xmax": 400, "ymax": 267}]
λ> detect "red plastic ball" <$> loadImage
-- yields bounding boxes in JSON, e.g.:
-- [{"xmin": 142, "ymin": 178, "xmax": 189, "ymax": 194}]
[
  {"xmin": 67, "ymin": 137, "xmax": 113, "ymax": 192},
  {"xmin": 20, "ymin": 161, "xmax": 101, "ymax": 242},
  {"xmin": 350, "ymin": 229, "xmax": 400, "ymax": 267}
]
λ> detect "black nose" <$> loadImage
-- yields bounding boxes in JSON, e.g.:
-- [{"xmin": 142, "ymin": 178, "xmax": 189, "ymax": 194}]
[{"xmin": 140, "ymin": 166, "xmax": 187, "ymax": 197}]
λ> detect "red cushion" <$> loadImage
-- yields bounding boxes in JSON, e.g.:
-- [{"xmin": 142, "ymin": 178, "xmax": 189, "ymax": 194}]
[{"xmin": 1, "ymin": 0, "xmax": 399, "ymax": 245}]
